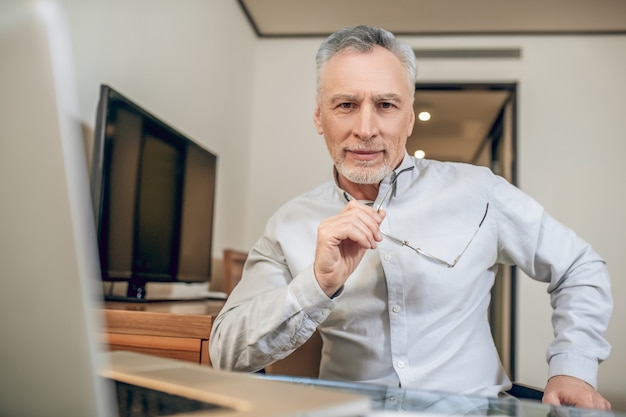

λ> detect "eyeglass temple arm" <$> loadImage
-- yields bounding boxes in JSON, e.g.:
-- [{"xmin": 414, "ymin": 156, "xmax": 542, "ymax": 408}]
[{"xmin": 452, "ymin": 202, "xmax": 490, "ymax": 265}]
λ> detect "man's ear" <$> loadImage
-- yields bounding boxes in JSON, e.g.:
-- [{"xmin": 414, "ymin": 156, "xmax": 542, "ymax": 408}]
[{"xmin": 313, "ymin": 102, "xmax": 324, "ymax": 135}]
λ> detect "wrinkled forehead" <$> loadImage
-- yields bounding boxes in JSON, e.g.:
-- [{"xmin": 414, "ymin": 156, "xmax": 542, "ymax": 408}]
[{"xmin": 317, "ymin": 47, "xmax": 414, "ymax": 100}]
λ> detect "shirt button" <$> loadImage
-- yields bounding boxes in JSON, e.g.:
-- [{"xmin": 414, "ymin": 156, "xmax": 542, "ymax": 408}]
[
  {"xmin": 322, "ymin": 309, "xmax": 330, "ymax": 316},
  {"xmin": 392, "ymin": 305, "xmax": 401, "ymax": 313},
  {"xmin": 397, "ymin": 360, "xmax": 405, "ymax": 369},
  {"xmin": 383, "ymin": 254, "xmax": 392, "ymax": 262}
]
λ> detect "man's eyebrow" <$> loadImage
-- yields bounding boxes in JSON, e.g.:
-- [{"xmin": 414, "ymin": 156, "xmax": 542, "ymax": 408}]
[
  {"xmin": 329, "ymin": 93, "xmax": 404, "ymax": 104},
  {"xmin": 372, "ymin": 93, "xmax": 403, "ymax": 103},
  {"xmin": 329, "ymin": 93, "xmax": 361, "ymax": 104}
]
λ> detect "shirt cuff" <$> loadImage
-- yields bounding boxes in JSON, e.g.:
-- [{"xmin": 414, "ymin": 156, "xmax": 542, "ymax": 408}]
[
  {"xmin": 290, "ymin": 264, "xmax": 336, "ymax": 324},
  {"xmin": 548, "ymin": 353, "xmax": 599, "ymax": 388}
]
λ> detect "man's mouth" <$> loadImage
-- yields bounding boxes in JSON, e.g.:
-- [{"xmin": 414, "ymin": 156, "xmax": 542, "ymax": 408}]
[{"xmin": 347, "ymin": 149, "xmax": 383, "ymax": 161}]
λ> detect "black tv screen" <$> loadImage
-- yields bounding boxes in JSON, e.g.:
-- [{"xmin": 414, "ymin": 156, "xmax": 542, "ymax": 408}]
[{"xmin": 91, "ymin": 85, "xmax": 217, "ymax": 300}]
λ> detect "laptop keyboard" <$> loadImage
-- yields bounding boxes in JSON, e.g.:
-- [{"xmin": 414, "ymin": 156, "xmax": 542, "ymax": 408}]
[{"xmin": 114, "ymin": 380, "xmax": 223, "ymax": 416}]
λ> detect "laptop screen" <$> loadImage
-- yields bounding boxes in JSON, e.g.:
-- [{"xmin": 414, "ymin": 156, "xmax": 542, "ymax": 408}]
[{"xmin": 0, "ymin": 1, "xmax": 115, "ymax": 416}]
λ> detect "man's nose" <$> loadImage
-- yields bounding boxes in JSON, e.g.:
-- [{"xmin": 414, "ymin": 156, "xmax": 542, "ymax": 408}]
[{"xmin": 353, "ymin": 105, "xmax": 379, "ymax": 140}]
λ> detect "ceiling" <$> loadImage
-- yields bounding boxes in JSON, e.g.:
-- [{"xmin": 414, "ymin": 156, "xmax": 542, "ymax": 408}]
[
  {"xmin": 409, "ymin": 87, "xmax": 511, "ymax": 163},
  {"xmin": 238, "ymin": 0, "xmax": 625, "ymax": 163},
  {"xmin": 239, "ymin": 0, "xmax": 626, "ymax": 38}
]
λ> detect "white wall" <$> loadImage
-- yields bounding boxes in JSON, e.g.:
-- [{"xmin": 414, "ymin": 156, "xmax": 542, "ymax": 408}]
[
  {"xmin": 245, "ymin": 38, "xmax": 334, "ymax": 246},
  {"xmin": 249, "ymin": 35, "xmax": 626, "ymax": 409}
]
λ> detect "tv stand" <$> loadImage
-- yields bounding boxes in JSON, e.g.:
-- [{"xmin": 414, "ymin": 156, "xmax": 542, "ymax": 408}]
[
  {"xmin": 103, "ymin": 281, "xmax": 227, "ymax": 303},
  {"xmin": 103, "ymin": 293, "xmax": 227, "ymax": 303}
]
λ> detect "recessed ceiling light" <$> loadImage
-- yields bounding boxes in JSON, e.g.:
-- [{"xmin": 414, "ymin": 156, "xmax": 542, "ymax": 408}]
[
  {"xmin": 418, "ymin": 111, "xmax": 431, "ymax": 122},
  {"xmin": 414, "ymin": 150, "xmax": 426, "ymax": 159}
]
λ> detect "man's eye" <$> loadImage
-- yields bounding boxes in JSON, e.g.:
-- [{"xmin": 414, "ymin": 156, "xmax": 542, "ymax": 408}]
[
  {"xmin": 379, "ymin": 102, "xmax": 393, "ymax": 109},
  {"xmin": 339, "ymin": 103, "xmax": 353, "ymax": 109}
]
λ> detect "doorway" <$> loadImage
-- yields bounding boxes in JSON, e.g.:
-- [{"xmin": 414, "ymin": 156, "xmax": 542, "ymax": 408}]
[{"xmin": 409, "ymin": 83, "xmax": 518, "ymax": 379}]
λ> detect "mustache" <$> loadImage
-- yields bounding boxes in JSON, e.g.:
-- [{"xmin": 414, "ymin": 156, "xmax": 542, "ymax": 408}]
[{"xmin": 345, "ymin": 141, "xmax": 387, "ymax": 152}]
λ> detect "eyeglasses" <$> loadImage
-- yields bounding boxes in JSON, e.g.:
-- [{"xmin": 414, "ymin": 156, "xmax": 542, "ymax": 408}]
[{"xmin": 375, "ymin": 183, "xmax": 489, "ymax": 268}]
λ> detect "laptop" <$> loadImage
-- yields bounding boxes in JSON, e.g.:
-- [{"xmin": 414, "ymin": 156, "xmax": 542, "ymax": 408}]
[{"xmin": 0, "ymin": 2, "xmax": 369, "ymax": 416}]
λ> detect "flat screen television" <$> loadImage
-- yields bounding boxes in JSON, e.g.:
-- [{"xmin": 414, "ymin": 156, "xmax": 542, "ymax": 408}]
[{"xmin": 91, "ymin": 84, "xmax": 218, "ymax": 301}]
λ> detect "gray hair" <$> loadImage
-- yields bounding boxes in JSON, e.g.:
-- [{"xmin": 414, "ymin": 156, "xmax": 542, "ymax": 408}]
[{"xmin": 315, "ymin": 25, "xmax": 417, "ymax": 96}]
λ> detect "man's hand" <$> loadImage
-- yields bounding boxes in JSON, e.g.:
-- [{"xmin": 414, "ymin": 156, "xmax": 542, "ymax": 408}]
[
  {"xmin": 314, "ymin": 201, "xmax": 385, "ymax": 297},
  {"xmin": 543, "ymin": 375, "xmax": 611, "ymax": 410}
]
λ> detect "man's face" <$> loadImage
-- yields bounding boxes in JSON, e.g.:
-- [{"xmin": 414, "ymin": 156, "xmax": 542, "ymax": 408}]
[{"xmin": 314, "ymin": 46, "xmax": 415, "ymax": 185}]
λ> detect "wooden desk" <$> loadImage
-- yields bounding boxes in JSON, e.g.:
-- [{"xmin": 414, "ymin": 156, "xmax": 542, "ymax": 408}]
[
  {"xmin": 101, "ymin": 299, "xmax": 322, "ymax": 376},
  {"xmin": 101, "ymin": 300, "xmax": 225, "ymax": 365}
]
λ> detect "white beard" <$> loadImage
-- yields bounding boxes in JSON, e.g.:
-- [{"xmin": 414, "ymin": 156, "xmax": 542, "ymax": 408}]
[{"xmin": 336, "ymin": 158, "xmax": 393, "ymax": 185}]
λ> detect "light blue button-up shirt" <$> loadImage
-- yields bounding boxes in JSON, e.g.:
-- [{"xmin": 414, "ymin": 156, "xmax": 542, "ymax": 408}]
[{"xmin": 210, "ymin": 154, "xmax": 612, "ymax": 397}]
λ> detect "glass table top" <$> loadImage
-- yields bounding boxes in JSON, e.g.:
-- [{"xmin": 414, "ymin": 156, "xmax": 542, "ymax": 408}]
[{"xmin": 258, "ymin": 375, "xmax": 623, "ymax": 417}]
